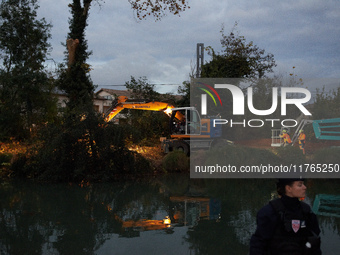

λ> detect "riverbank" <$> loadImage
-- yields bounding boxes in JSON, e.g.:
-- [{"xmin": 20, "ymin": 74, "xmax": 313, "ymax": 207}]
[
  {"xmin": 0, "ymin": 140, "xmax": 30, "ymax": 179},
  {"xmin": 1, "ymin": 139, "xmax": 340, "ymax": 182},
  {"xmin": 0, "ymin": 140, "xmax": 189, "ymax": 181}
]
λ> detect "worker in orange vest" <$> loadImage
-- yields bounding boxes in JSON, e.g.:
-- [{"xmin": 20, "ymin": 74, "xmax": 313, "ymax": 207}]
[
  {"xmin": 280, "ymin": 129, "xmax": 292, "ymax": 146},
  {"xmin": 298, "ymin": 129, "xmax": 306, "ymax": 154}
]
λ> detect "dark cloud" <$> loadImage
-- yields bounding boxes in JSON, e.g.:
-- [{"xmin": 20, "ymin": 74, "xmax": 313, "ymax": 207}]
[{"xmin": 37, "ymin": 0, "xmax": 340, "ymax": 93}]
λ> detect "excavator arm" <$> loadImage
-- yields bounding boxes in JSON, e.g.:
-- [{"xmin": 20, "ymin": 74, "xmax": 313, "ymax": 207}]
[
  {"xmin": 290, "ymin": 117, "xmax": 340, "ymax": 144},
  {"xmin": 104, "ymin": 96, "xmax": 184, "ymax": 122}
]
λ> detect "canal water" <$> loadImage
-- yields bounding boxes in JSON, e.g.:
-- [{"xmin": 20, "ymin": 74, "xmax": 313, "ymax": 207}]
[{"xmin": 1, "ymin": 176, "xmax": 340, "ymax": 255}]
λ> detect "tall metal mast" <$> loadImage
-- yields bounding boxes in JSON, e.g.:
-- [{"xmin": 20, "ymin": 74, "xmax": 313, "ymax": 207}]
[{"xmin": 196, "ymin": 43, "xmax": 204, "ymax": 78}]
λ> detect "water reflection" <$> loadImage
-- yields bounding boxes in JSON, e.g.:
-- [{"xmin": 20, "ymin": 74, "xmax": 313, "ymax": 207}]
[{"xmin": 0, "ymin": 177, "xmax": 340, "ymax": 254}]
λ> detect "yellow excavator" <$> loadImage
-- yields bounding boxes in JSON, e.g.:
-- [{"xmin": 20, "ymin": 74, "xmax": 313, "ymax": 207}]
[
  {"xmin": 105, "ymin": 95, "xmax": 182, "ymax": 122},
  {"xmin": 104, "ymin": 96, "xmax": 226, "ymax": 155}
]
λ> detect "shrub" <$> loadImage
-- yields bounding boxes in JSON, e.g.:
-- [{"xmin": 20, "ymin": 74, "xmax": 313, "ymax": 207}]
[
  {"xmin": 312, "ymin": 147, "xmax": 340, "ymax": 164},
  {"xmin": 162, "ymin": 151, "xmax": 189, "ymax": 173},
  {"xmin": 0, "ymin": 153, "xmax": 12, "ymax": 165},
  {"xmin": 274, "ymin": 146, "xmax": 306, "ymax": 165},
  {"xmin": 25, "ymin": 119, "xmax": 153, "ymax": 182},
  {"xmin": 10, "ymin": 154, "xmax": 28, "ymax": 179}
]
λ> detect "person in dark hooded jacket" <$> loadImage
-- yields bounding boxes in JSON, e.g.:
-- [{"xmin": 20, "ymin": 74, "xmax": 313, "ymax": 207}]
[{"xmin": 249, "ymin": 178, "xmax": 321, "ymax": 255}]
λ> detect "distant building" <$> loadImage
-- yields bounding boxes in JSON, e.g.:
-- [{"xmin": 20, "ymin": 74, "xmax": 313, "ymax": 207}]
[
  {"xmin": 55, "ymin": 88, "xmax": 131, "ymax": 114},
  {"xmin": 55, "ymin": 92, "xmax": 69, "ymax": 109},
  {"xmin": 94, "ymin": 88, "xmax": 131, "ymax": 114}
]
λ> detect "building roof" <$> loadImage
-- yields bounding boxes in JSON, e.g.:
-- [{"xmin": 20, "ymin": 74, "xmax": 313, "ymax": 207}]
[
  {"xmin": 95, "ymin": 88, "xmax": 183, "ymax": 102},
  {"xmin": 95, "ymin": 88, "xmax": 131, "ymax": 98}
]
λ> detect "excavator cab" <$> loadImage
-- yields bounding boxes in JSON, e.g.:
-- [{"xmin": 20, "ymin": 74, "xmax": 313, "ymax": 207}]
[
  {"xmin": 170, "ymin": 107, "xmax": 201, "ymax": 136},
  {"xmin": 162, "ymin": 107, "xmax": 224, "ymax": 154}
]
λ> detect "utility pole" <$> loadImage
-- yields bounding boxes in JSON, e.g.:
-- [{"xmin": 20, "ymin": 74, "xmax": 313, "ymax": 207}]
[{"xmin": 196, "ymin": 43, "xmax": 204, "ymax": 78}]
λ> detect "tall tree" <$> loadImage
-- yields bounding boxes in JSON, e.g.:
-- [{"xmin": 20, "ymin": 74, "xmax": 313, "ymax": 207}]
[
  {"xmin": 24, "ymin": 0, "xmax": 189, "ymax": 182},
  {"xmin": 313, "ymin": 86, "xmax": 340, "ymax": 119},
  {"xmin": 58, "ymin": 0, "xmax": 189, "ymax": 114},
  {"xmin": 57, "ymin": 0, "xmax": 94, "ymax": 113},
  {"xmin": 202, "ymin": 24, "xmax": 276, "ymax": 79},
  {"xmin": 0, "ymin": 0, "xmax": 55, "ymax": 140},
  {"xmin": 197, "ymin": 24, "xmax": 278, "ymax": 140},
  {"xmin": 126, "ymin": 76, "xmax": 161, "ymax": 100},
  {"xmin": 177, "ymin": 81, "xmax": 190, "ymax": 107}
]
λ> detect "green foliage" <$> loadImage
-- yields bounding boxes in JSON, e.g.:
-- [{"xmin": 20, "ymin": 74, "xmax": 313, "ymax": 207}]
[
  {"xmin": 3, "ymin": 0, "xmax": 192, "ymax": 182},
  {"xmin": 25, "ymin": 0, "xmax": 102, "ymax": 182},
  {"xmin": 128, "ymin": 0, "xmax": 189, "ymax": 21},
  {"xmin": 23, "ymin": 114, "xmax": 151, "ymax": 182},
  {"xmin": 125, "ymin": 76, "xmax": 178, "ymax": 103},
  {"xmin": 124, "ymin": 76, "xmax": 176, "ymax": 143},
  {"xmin": 311, "ymin": 147, "xmax": 340, "ymax": 164},
  {"xmin": 57, "ymin": 0, "xmax": 95, "ymax": 112},
  {"xmin": 202, "ymin": 23, "xmax": 276, "ymax": 79},
  {"xmin": 0, "ymin": 0, "xmax": 52, "ymax": 69},
  {"xmin": 0, "ymin": 0, "xmax": 56, "ymax": 140},
  {"xmin": 274, "ymin": 146, "xmax": 306, "ymax": 165},
  {"xmin": 67, "ymin": 0, "xmax": 92, "ymax": 65},
  {"xmin": 125, "ymin": 76, "xmax": 161, "ymax": 100},
  {"xmin": 0, "ymin": 153, "xmax": 12, "ymax": 165},
  {"xmin": 10, "ymin": 154, "xmax": 28, "ymax": 179},
  {"xmin": 312, "ymin": 86, "xmax": 340, "ymax": 120},
  {"xmin": 196, "ymin": 24, "xmax": 279, "ymax": 141},
  {"xmin": 177, "ymin": 80, "xmax": 190, "ymax": 107},
  {"xmin": 162, "ymin": 151, "xmax": 189, "ymax": 172},
  {"xmin": 125, "ymin": 111, "xmax": 171, "ymax": 145},
  {"xmin": 202, "ymin": 53, "xmax": 250, "ymax": 78}
]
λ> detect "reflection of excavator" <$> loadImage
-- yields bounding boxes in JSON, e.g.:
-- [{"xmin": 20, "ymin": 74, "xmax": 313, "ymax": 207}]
[
  {"xmin": 114, "ymin": 196, "xmax": 221, "ymax": 235},
  {"xmin": 170, "ymin": 196, "xmax": 221, "ymax": 226},
  {"xmin": 105, "ymin": 96, "xmax": 228, "ymax": 154},
  {"xmin": 120, "ymin": 218, "xmax": 172, "ymax": 232}
]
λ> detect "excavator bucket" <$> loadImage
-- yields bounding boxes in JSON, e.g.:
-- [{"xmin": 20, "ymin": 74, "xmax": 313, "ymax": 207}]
[{"xmin": 312, "ymin": 118, "xmax": 340, "ymax": 140}]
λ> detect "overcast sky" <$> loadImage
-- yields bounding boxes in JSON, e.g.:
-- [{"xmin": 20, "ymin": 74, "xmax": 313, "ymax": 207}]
[{"xmin": 37, "ymin": 0, "xmax": 340, "ymax": 94}]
